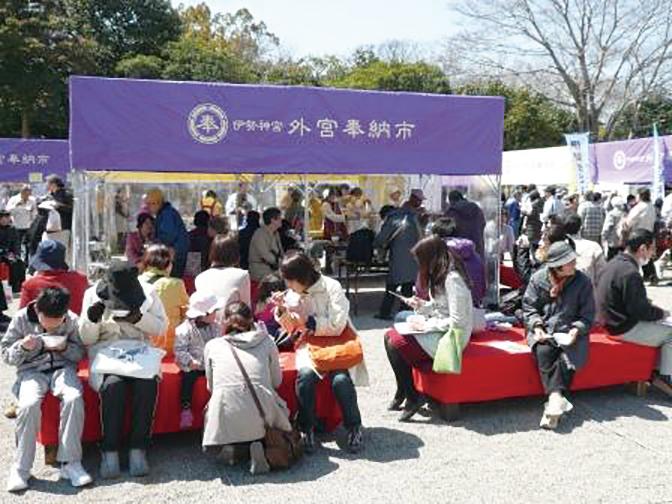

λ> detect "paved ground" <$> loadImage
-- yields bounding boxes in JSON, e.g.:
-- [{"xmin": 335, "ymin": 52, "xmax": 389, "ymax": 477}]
[{"xmin": 1, "ymin": 286, "xmax": 672, "ymax": 503}]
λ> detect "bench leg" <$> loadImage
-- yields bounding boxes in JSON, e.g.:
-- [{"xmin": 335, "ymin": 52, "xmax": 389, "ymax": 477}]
[
  {"xmin": 437, "ymin": 403, "xmax": 460, "ymax": 422},
  {"xmin": 625, "ymin": 381, "xmax": 649, "ymax": 397},
  {"xmin": 44, "ymin": 444, "xmax": 58, "ymax": 467}
]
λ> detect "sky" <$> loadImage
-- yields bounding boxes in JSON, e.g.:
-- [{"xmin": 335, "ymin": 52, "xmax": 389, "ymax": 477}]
[{"xmin": 171, "ymin": 0, "xmax": 460, "ymax": 59}]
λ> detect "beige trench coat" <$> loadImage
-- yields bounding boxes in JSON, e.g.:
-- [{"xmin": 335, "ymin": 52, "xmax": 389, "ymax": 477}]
[{"xmin": 202, "ymin": 325, "xmax": 291, "ymax": 447}]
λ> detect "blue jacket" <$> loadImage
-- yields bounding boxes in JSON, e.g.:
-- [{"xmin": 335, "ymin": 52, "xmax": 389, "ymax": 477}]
[{"xmin": 156, "ymin": 202, "xmax": 189, "ymax": 274}]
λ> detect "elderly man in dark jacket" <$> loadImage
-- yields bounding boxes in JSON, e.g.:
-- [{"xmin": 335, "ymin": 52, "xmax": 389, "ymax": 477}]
[
  {"xmin": 523, "ymin": 241, "xmax": 595, "ymax": 429},
  {"xmin": 374, "ymin": 205, "xmax": 422, "ymax": 320}
]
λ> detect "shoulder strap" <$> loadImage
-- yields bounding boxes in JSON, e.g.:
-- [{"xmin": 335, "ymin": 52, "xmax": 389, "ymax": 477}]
[
  {"xmin": 227, "ymin": 341, "xmax": 269, "ymax": 428},
  {"xmin": 146, "ymin": 274, "xmax": 162, "ymax": 285}
]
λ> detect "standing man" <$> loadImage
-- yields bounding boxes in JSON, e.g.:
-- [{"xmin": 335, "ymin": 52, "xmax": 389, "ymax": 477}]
[
  {"xmin": 445, "ymin": 190, "xmax": 486, "ymax": 259},
  {"xmin": 374, "ymin": 205, "xmax": 422, "ymax": 320},
  {"xmin": 578, "ymin": 192, "xmax": 606, "ymax": 244},
  {"xmin": 45, "ymin": 175, "xmax": 73, "ymax": 254},
  {"xmin": 541, "ymin": 186, "xmax": 564, "ymax": 224},
  {"xmin": 225, "ymin": 182, "xmax": 258, "ymax": 231},
  {"xmin": 6, "ymin": 185, "xmax": 36, "ymax": 263},
  {"xmin": 144, "ymin": 189, "xmax": 189, "ymax": 279},
  {"xmin": 625, "ymin": 188, "xmax": 657, "ymax": 282},
  {"xmin": 505, "ymin": 190, "xmax": 522, "ymax": 238}
]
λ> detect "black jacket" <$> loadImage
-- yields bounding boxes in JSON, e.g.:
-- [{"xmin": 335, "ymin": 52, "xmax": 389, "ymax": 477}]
[
  {"xmin": 596, "ymin": 253, "xmax": 664, "ymax": 334},
  {"xmin": 50, "ymin": 189, "xmax": 73, "ymax": 231},
  {"xmin": 0, "ymin": 225, "xmax": 20, "ymax": 256}
]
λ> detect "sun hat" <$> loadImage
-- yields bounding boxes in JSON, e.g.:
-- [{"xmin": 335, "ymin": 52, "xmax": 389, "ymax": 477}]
[
  {"xmin": 186, "ymin": 291, "xmax": 226, "ymax": 319},
  {"xmin": 545, "ymin": 242, "xmax": 577, "ymax": 268},
  {"xmin": 29, "ymin": 240, "xmax": 68, "ymax": 271},
  {"xmin": 96, "ymin": 261, "xmax": 146, "ymax": 311}
]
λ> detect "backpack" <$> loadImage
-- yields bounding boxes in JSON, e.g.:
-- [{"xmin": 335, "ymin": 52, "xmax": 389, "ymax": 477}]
[{"xmin": 346, "ymin": 228, "xmax": 375, "ymax": 264}]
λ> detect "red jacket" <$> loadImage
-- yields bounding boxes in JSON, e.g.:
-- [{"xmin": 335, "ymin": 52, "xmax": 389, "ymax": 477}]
[{"xmin": 19, "ymin": 270, "xmax": 89, "ymax": 315}]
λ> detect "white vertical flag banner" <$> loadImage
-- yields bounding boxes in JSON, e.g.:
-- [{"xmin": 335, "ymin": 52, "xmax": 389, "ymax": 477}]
[
  {"xmin": 564, "ymin": 132, "xmax": 591, "ymax": 193},
  {"xmin": 652, "ymin": 124, "xmax": 665, "ymax": 202}
]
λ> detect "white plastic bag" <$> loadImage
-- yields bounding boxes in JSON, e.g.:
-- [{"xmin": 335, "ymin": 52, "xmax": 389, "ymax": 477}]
[{"xmin": 91, "ymin": 340, "xmax": 165, "ymax": 380}]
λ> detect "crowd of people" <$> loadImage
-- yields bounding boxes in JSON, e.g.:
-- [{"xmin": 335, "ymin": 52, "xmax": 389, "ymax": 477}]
[{"xmin": 1, "ymin": 177, "xmax": 671, "ymax": 493}]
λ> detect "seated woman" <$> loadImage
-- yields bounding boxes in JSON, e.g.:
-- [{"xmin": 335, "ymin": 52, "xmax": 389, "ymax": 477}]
[
  {"xmin": 195, "ymin": 235, "xmax": 251, "ymax": 309},
  {"xmin": 418, "ymin": 217, "xmax": 486, "ymax": 306},
  {"xmin": 125, "ymin": 213, "xmax": 155, "ymax": 268},
  {"xmin": 202, "ymin": 301, "xmax": 290, "ymax": 475},
  {"xmin": 139, "ymin": 244, "xmax": 189, "ymax": 354},
  {"xmin": 522, "ymin": 241, "xmax": 595, "ymax": 429},
  {"xmin": 79, "ymin": 261, "xmax": 168, "ymax": 478},
  {"xmin": 384, "ymin": 235, "xmax": 476, "ymax": 422},
  {"xmin": 278, "ymin": 252, "xmax": 367, "ymax": 454},
  {"xmin": 254, "ymin": 273, "xmax": 285, "ymax": 340}
]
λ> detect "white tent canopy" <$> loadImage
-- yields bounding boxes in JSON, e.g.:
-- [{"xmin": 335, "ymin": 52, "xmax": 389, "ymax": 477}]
[{"xmin": 502, "ymin": 145, "xmax": 575, "ymax": 186}]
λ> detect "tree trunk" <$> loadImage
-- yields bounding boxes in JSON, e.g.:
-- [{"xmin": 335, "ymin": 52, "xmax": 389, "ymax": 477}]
[{"xmin": 21, "ymin": 109, "xmax": 30, "ymax": 138}]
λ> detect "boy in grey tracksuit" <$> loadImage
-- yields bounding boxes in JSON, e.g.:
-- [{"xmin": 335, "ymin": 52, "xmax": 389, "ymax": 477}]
[{"xmin": 0, "ymin": 287, "xmax": 92, "ymax": 492}]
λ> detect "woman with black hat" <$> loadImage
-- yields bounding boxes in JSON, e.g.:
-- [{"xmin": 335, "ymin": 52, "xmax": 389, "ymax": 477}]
[
  {"xmin": 79, "ymin": 261, "xmax": 168, "ymax": 479},
  {"xmin": 522, "ymin": 241, "xmax": 595, "ymax": 429}
]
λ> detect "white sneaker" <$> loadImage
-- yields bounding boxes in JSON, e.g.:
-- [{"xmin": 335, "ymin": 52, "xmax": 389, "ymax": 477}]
[
  {"xmin": 546, "ymin": 392, "xmax": 565, "ymax": 416},
  {"xmin": 6, "ymin": 466, "xmax": 28, "ymax": 493},
  {"xmin": 539, "ymin": 411, "xmax": 559, "ymax": 430},
  {"xmin": 561, "ymin": 397, "xmax": 574, "ymax": 413},
  {"xmin": 60, "ymin": 461, "xmax": 93, "ymax": 488}
]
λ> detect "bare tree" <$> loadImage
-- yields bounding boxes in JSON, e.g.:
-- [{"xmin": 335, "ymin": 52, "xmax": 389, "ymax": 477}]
[{"xmin": 446, "ymin": 0, "xmax": 672, "ymax": 139}]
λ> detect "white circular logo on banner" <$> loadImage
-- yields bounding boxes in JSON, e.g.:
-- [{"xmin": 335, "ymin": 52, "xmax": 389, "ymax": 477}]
[
  {"xmin": 613, "ymin": 150, "xmax": 627, "ymax": 171},
  {"xmin": 188, "ymin": 103, "xmax": 228, "ymax": 144}
]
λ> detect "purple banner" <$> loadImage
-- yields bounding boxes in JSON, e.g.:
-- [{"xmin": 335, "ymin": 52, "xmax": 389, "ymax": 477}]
[
  {"xmin": 69, "ymin": 76, "xmax": 504, "ymax": 176},
  {"xmin": 592, "ymin": 135, "xmax": 672, "ymax": 184},
  {"xmin": 0, "ymin": 139, "xmax": 69, "ymax": 182}
]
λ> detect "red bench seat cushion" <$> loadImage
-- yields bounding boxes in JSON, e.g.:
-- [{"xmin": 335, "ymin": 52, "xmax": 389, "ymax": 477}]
[
  {"xmin": 405, "ymin": 327, "xmax": 658, "ymax": 405},
  {"xmin": 38, "ymin": 352, "xmax": 342, "ymax": 445}
]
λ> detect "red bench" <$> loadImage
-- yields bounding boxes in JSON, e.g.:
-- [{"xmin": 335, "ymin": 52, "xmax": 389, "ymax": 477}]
[
  {"xmin": 389, "ymin": 326, "xmax": 658, "ymax": 420},
  {"xmin": 38, "ymin": 352, "xmax": 342, "ymax": 446}
]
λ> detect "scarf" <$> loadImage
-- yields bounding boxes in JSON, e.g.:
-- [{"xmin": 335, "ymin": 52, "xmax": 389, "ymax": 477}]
[{"xmin": 548, "ymin": 269, "xmax": 571, "ymax": 299}]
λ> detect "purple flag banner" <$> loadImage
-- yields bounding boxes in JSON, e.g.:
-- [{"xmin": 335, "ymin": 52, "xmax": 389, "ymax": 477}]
[
  {"xmin": 0, "ymin": 138, "xmax": 69, "ymax": 182},
  {"xmin": 592, "ymin": 135, "xmax": 672, "ymax": 184},
  {"xmin": 69, "ymin": 76, "xmax": 504, "ymax": 176}
]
